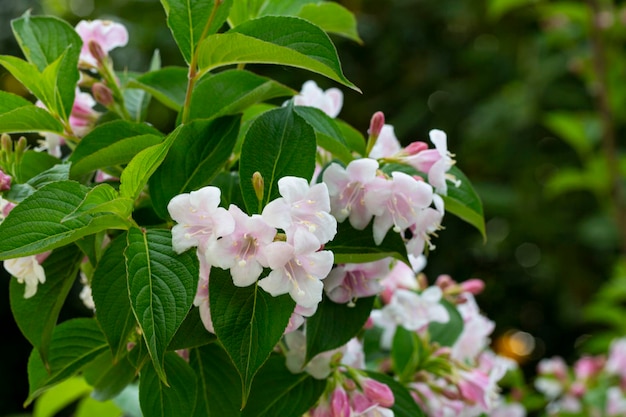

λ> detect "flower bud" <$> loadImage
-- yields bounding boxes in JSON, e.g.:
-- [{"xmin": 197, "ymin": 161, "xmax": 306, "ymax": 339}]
[
  {"xmin": 368, "ymin": 111, "xmax": 385, "ymax": 138},
  {"xmin": 92, "ymin": 82, "xmax": 114, "ymax": 107},
  {"xmin": 405, "ymin": 141, "xmax": 428, "ymax": 155},
  {"xmin": 252, "ymin": 171, "xmax": 264, "ymax": 203},
  {"xmin": 330, "ymin": 387, "xmax": 350, "ymax": 417},
  {"xmin": 0, "ymin": 170, "xmax": 11, "ymax": 191},
  {"xmin": 362, "ymin": 377, "xmax": 394, "ymax": 408},
  {"xmin": 88, "ymin": 40, "xmax": 108, "ymax": 66},
  {"xmin": 460, "ymin": 278, "xmax": 485, "ymax": 295}
]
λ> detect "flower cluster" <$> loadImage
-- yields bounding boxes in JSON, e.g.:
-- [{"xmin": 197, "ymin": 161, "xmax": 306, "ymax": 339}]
[
  {"xmin": 534, "ymin": 338, "xmax": 626, "ymax": 416},
  {"xmin": 167, "ymin": 177, "xmax": 336, "ymax": 310}
]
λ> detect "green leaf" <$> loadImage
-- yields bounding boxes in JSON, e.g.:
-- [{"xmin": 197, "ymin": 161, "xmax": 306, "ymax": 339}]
[
  {"xmin": 198, "ymin": 16, "xmax": 359, "ymax": 91},
  {"xmin": 82, "ymin": 351, "xmax": 136, "ymax": 401},
  {"xmin": 442, "ymin": 166, "xmax": 486, "ymax": 241},
  {"xmin": 209, "ymin": 267, "xmax": 295, "ymax": 406},
  {"xmin": 17, "ymin": 150, "xmax": 60, "ymax": 183},
  {"xmin": 33, "ymin": 376, "xmax": 92, "ymax": 417},
  {"xmin": 6, "ymin": 163, "xmax": 70, "ymax": 203},
  {"xmin": 127, "ymin": 67, "xmax": 188, "ymax": 111},
  {"xmin": 27, "ymin": 318, "xmax": 109, "ymax": 405},
  {"xmin": 336, "ymin": 119, "xmax": 366, "ymax": 156},
  {"xmin": 125, "ymin": 228, "xmax": 198, "ymax": 383},
  {"xmin": 543, "ymin": 111, "xmax": 600, "ymax": 159},
  {"xmin": 488, "ymin": 0, "xmax": 539, "ymax": 20},
  {"xmin": 10, "ymin": 245, "xmax": 83, "ymax": 366},
  {"xmin": 228, "ymin": 0, "xmax": 265, "ymax": 26},
  {"xmin": 11, "ymin": 13, "xmax": 81, "ymax": 121},
  {"xmin": 189, "ymin": 70, "xmax": 295, "ymax": 121},
  {"xmin": 297, "ymin": 2, "xmax": 362, "ymax": 43},
  {"xmin": 139, "ymin": 352, "xmax": 197, "ymax": 417},
  {"xmin": 239, "ymin": 105, "xmax": 316, "ymax": 213},
  {"xmin": 161, "ymin": 0, "xmax": 233, "ymax": 63},
  {"xmin": 365, "ymin": 371, "xmax": 426, "ymax": 417},
  {"xmin": 74, "ymin": 396, "xmax": 122, "ymax": 417},
  {"xmin": 242, "ymin": 355, "xmax": 326, "ymax": 417},
  {"xmin": 325, "ymin": 220, "xmax": 410, "ymax": 265},
  {"xmin": 92, "ymin": 233, "xmax": 136, "ymax": 360},
  {"xmin": 149, "ymin": 116, "xmax": 241, "ymax": 219},
  {"xmin": 191, "ymin": 344, "xmax": 242, "ymax": 417},
  {"xmin": 168, "ymin": 307, "xmax": 216, "ymax": 351},
  {"xmin": 69, "ymin": 120, "xmax": 164, "ymax": 178},
  {"xmin": 294, "ymin": 105, "xmax": 353, "ymax": 163},
  {"xmin": 391, "ymin": 326, "xmax": 420, "ymax": 383},
  {"xmin": 211, "ymin": 171, "xmax": 245, "ymax": 209},
  {"xmin": 0, "ymin": 55, "xmax": 48, "ymax": 106},
  {"xmin": 119, "ymin": 126, "xmax": 180, "ymax": 200},
  {"xmin": 0, "ymin": 91, "xmax": 64, "ymax": 134},
  {"xmin": 305, "ymin": 294, "xmax": 374, "ymax": 362},
  {"xmin": 428, "ymin": 299, "xmax": 464, "ymax": 347},
  {"xmin": 62, "ymin": 184, "xmax": 133, "ymax": 222},
  {"xmin": 0, "ymin": 181, "xmax": 130, "ymax": 260}
]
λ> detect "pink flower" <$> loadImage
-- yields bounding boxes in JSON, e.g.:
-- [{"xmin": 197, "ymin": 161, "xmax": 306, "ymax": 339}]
[
  {"xmin": 405, "ymin": 129, "xmax": 459, "ymax": 195},
  {"xmin": 260, "ymin": 228, "xmax": 334, "ymax": 308},
  {"xmin": 457, "ymin": 369, "xmax": 490, "ymax": 409},
  {"xmin": 368, "ymin": 125, "xmax": 401, "ymax": 159},
  {"xmin": 294, "ymin": 80, "xmax": 343, "ymax": 118},
  {"xmin": 323, "ymin": 158, "xmax": 385, "ymax": 230},
  {"xmin": 606, "ymin": 386, "xmax": 626, "ymax": 416},
  {"xmin": 365, "ymin": 171, "xmax": 434, "ymax": 245},
  {"xmin": 379, "ymin": 260, "xmax": 419, "ymax": 304},
  {"xmin": 284, "ymin": 330, "xmax": 337, "ymax": 379},
  {"xmin": 75, "ymin": 19, "xmax": 129, "ymax": 66},
  {"xmin": 324, "ymin": 259, "xmax": 390, "ymax": 305},
  {"xmin": 4, "ymin": 252, "xmax": 51, "ymax": 298},
  {"xmin": 167, "ymin": 186, "xmax": 235, "ymax": 254},
  {"xmin": 69, "ymin": 91, "xmax": 100, "ymax": 136},
  {"xmin": 285, "ymin": 304, "xmax": 317, "ymax": 334},
  {"xmin": 262, "ymin": 176, "xmax": 337, "ymax": 245},
  {"xmin": 451, "ymin": 294, "xmax": 495, "ymax": 363},
  {"xmin": 205, "ymin": 204, "xmax": 276, "ymax": 287},
  {"xmin": 606, "ymin": 338, "xmax": 626, "ymax": 380},
  {"xmin": 405, "ymin": 193, "xmax": 444, "ymax": 256},
  {"xmin": 193, "ymin": 253, "xmax": 214, "ymax": 333},
  {"xmin": 371, "ymin": 287, "xmax": 449, "ymax": 349},
  {"xmin": 0, "ymin": 170, "xmax": 11, "ymax": 191},
  {"xmin": 573, "ymin": 355, "xmax": 603, "ymax": 380}
]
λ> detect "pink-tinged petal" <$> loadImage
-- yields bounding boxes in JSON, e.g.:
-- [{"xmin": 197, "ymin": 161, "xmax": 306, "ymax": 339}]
[
  {"xmin": 330, "ymin": 386, "xmax": 351, "ymax": 417},
  {"xmin": 258, "ymin": 268, "xmax": 291, "ymax": 297},
  {"xmin": 75, "ymin": 20, "xmax": 129, "ymax": 65},
  {"xmin": 324, "ymin": 88, "xmax": 343, "ymax": 118},
  {"xmin": 262, "ymin": 198, "xmax": 292, "ymax": 230},
  {"xmin": 230, "ymin": 260, "xmax": 263, "ymax": 287},
  {"xmin": 264, "ymin": 241, "xmax": 295, "ymax": 269},
  {"xmin": 302, "ymin": 250, "xmax": 334, "ymax": 279},
  {"xmin": 290, "ymin": 277, "xmax": 323, "ymax": 308},
  {"xmin": 362, "ymin": 378, "xmax": 395, "ymax": 408},
  {"xmin": 346, "ymin": 158, "xmax": 380, "ymax": 183},
  {"xmin": 321, "ymin": 162, "xmax": 347, "ymax": 196},
  {"xmin": 277, "ymin": 175, "xmax": 310, "ymax": 202},
  {"xmin": 429, "ymin": 129, "xmax": 448, "ymax": 155}
]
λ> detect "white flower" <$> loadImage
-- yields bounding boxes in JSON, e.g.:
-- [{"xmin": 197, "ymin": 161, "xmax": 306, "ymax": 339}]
[{"xmin": 4, "ymin": 253, "xmax": 49, "ymax": 298}]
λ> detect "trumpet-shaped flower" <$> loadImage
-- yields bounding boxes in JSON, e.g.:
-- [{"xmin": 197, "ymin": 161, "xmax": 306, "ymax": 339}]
[
  {"xmin": 205, "ymin": 204, "xmax": 275, "ymax": 287},
  {"xmin": 259, "ymin": 228, "xmax": 334, "ymax": 308},
  {"xmin": 365, "ymin": 171, "xmax": 434, "ymax": 245},
  {"xmin": 405, "ymin": 129, "xmax": 458, "ymax": 195},
  {"xmin": 368, "ymin": 124, "xmax": 401, "ymax": 159},
  {"xmin": 323, "ymin": 158, "xmax": 385, "ymax": 230},
  {"xmin": 324, "ymin": 259, "xmax": 391, "ymax": 305},
  {"xmin": 4, "ymin": 252, "xmax": 50, "ymax": 298},
  {"xmin": 75, "ymin": 19, "xmax": 129, "ymax": 66},
  {"xmin": 262, "ymin": 176, "xmax": 336, "ymax": 245},
  {"xmin": 167, "ymin": 186, "xmax": 235, "ymax": 253},
  {"xmin": 371, "ymin": 287, "xmax": 449, "ymax": 349},
  {"xmin": 294, "ymin": 80, "xmax": 343, "ymax": 118}
]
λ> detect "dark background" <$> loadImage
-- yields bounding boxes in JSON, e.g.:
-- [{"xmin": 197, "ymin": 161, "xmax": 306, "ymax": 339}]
[{"xmin": 1, "ymin": 0, "xmax": 622, "ymax": 414}]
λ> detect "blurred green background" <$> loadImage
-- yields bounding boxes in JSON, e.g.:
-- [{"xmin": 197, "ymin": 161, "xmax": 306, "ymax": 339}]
[{"xmin": 2, "ymin": 0, "xmax": 626, "ymax": 414}]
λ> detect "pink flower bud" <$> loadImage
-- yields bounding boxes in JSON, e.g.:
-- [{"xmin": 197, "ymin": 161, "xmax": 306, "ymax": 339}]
[
  {"xmin": 435, "ymin": 274, "xmax": 455, "ymax": 290},
  {"xmin": 574, "ymin": 355, "xmax": 603, "ymax": 380},
  {"xmin": 0, "ymin": 170, "xmax": 11, "ymax": 191},
  {"xmin": 362, "ymin": 378, "xmax": 394, "ymax": 408},
  {"xmin": 460, "ymin": 279, "xmax": 485, "ymax": 295},
  {"xmin": 2, "ymin": 200, "xmax": 15, "ymax": 218},
  {"xmin": 88, "ymin": 40, "xmax": 107, "ymax": 65},
  {"xmin": 405, "ymin": 141, "xmax": 428, "ymax": 155},
  {"xmin": 92, "ymin": 82, "xmax": 114, "ymax": 107},
  {"xmin": 457, "ymin": 369, "xmax": 490, "ymax": 408},
  {"xmin": 368, "ymin": 111, "xmax": 385, "ymax": 138},
  {"xmin": 569, "ymin": 381, "xmax": 586, "ymax": 397},
  {"xmin": 330, "ymin": 387, "xmax": 351, "ymax": 417}
]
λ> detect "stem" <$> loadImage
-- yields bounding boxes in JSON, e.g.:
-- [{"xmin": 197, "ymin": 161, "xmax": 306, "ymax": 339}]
[
  {"xmin": 181, "ymin": 1, "xmax": 222, "ymax": 124},
  {"xmin": 587, "ymin": 0, "xmax": 626, "ymax": 254}
]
